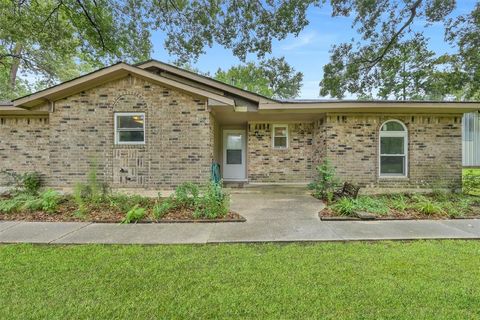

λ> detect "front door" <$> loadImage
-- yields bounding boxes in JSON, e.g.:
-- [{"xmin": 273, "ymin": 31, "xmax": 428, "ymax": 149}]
[{"xmin": 223, "ymin": 130, "xmax": 246, "ymax": 181}]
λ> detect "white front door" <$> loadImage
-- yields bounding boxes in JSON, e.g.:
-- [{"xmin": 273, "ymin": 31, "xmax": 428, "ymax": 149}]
[{"xmin": 223, "ymin": 130, "xmax": 246, "ymax": 181}]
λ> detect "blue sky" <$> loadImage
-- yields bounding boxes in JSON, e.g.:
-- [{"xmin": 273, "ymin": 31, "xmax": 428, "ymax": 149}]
[{"xmin": 150, "ymin": 1, "xmax": 476, "ymax": 99}]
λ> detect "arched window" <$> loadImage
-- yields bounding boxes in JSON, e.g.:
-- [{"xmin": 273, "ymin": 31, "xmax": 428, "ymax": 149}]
[{"xmin": 379, "ymin": 120, "xmax": 408, "ymax": 177}]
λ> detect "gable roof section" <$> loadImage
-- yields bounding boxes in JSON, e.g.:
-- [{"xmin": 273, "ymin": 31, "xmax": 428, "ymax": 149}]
[
  {"xmin": 136, "ymin": 59, "xmax": 275, "ymax": 104},
  {"xmin": 13, "ymin": 62, "xmax": 235, "ymax": 108}
]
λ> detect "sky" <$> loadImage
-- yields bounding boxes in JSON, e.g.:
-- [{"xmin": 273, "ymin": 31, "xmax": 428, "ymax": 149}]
[{"xmin": 150, "ymin": 1, "xmax": 477, "ymax": 99}]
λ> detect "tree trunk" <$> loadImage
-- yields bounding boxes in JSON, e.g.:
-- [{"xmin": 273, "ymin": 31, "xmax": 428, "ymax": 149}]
[{"xmin": 9, "ymin": 43, "xmax": 23, "ymax": 92}]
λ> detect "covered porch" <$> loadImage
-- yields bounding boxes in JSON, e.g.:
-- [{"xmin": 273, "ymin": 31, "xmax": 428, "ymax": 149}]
[{"xmin": 210, "ymin": 104, "xmax": 326, "ymax": 184}]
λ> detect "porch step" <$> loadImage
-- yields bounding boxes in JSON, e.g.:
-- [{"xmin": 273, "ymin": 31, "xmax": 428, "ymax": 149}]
[{"xmin": 226, "ymin": 184, "xmax": 311, "ymax": 195}]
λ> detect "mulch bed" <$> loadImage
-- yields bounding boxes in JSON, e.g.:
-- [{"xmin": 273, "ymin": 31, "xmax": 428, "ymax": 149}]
[
  {"xmin": 319, "ymin": 207, "xmax": 480, "ymax": 221},
  {"xmin": 0, "ymin": 199, "xmax": 245, "ymax": 223}
]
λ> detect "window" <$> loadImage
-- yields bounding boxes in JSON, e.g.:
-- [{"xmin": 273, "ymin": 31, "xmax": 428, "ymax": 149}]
[
  {"xmin": 115, "ymin": 112, "xmax": 145, "ymax": 144},
  {"xmin": 272, "ymin": 124, "xmax": 288, "ymax": 149},
  {"xmin": 379, "ymin": 120, "xmax": 407, "ymax": 177}
]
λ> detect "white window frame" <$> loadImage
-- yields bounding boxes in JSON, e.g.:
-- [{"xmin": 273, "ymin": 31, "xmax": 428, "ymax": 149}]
[
  {"xmin": 114, "ymin": 112, "xmax": 146, "ymax": 145},
  {"xmin": 378, "ymin": 120, "xmax": 408, "ymax": 178},
  {"xmin": 272, "ymin": 124, "xmax": 289, "ymax": 149}
]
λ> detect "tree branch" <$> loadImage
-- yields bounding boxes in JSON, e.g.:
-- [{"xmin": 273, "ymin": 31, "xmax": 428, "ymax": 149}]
[
  {"xmin": 363, "ymin": 0, "xmax": 422, "ymax": 68},
  {"xmin": 75, "ymin": 0, "xmax": 107, "ymax": 51}
]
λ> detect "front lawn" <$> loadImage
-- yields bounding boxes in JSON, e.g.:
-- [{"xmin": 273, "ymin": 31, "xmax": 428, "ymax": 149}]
[{"xmin": 1, "ymin": 242, "xmax": 480, "ymax": 319}]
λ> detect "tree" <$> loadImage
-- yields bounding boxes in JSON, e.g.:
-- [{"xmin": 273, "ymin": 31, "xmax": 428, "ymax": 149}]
[
  {"xmin": 214, "ymin": 58, "xmax": 303, "ymax": 99},
  {"xmin": 0, "ymin": 0, "xmax": 151, "ymax": 100},
  {"xmin": 319, "ymin": 0, "xmax": 480, "ymax": 100},
  {"xmin": 2, "ymin": 1, "xmax": 479, "ymax": 101}
]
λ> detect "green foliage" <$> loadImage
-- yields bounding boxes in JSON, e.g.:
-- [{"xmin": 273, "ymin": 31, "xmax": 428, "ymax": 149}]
[
  {"xmin": 0, "ymin": 189, "xmax": 60, "ymax": 214},
  {"xmin": 389, "ymin": 194, "xmax": 410, "ymax": 212},
  {"xmin": 109, "ymin": 194, "xmax": 151, "ymax": 213},
  {"xmin": 309, "ymin": 159, "xmax": 340, "ymax": 201},
  {"xmin": 463, "ymin": 169, "xmax": 480, "ymax": 195},
  {"xmin": 73, "ymin": 184, "xmax": 87, "ymax": 217},
  {"xmin": 214, "ymin": 57, "xmax": 303, "ymax": 99},
  {"xmin": 153, "ymin": 199, "xmax": 176, "ymax": 219},
  {"xmin": 319, "ymin": 2, "xmax": 480, "ymax": 100},
  {"xmin": 0, "ymin": 0, "xmax": 151, "ymax": 100},
  {"xmin": 193, "ymin": 182, "xmax": 230, "ymax": 219},
  {"xmin": 21, "ymin": 172, "xmax": 42, "ymax": 195},
  {"xmin": 152, "ymin": 182, "xmax": 230, "ymax": 220},
  {"xmin": 331, "ymin": 196, "xmax": 390, "ymax": 216},
  {"xmin": 121, "ymin": 205, "xmax": 146, "ymax": 224},
  {"xmin": 0, "ymin": 170, "xmax": 42, "ymax": 195},
  {"xmin": 39, "ymin": 189, "xmax": 60, "ymax": 214},
  {"xmin": 331, "ymin": 197, "xmax": 356, "ymax": 216},
  {"xmin": 73, "ymin": 164, "xmax": 110, "ymax": 208},
  {"xmin": 174, "ymin": 183, "xmax": 200, "ymax": 207}
]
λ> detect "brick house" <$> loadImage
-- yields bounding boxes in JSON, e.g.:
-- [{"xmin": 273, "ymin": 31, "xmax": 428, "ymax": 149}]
[{"xmin": 0, "ymin": 60, "xmax": 478, "ymax": 193}]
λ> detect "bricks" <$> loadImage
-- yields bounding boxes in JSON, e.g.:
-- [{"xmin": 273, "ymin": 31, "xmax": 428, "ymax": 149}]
[
  {"xmin": 321, "ymin": 114, "xmax": 462, "ymax": 190},
  {"xmin": 248, "ymin": 122, "xmax": 314, "ymax": 182},
  {"xmin": 0, "ymin": 75, "xmax": 212, "ymax": 190}
]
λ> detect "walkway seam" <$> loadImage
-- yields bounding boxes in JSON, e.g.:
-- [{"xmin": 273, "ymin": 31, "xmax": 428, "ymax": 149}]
[
  {"xmin": 0, "ymin": 221, "xmax": 23, "ymax": 234},
  {"xmin": 49, "ymin": 223, "xmax": 93, "ymax": 244}
]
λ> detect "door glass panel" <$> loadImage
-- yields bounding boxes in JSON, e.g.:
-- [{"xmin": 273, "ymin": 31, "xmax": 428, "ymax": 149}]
[
  {"xmin": 381, "ymin": 137, "xmax": 404, "ymax": 154},
  {"xmin": 227, "ymin": 150, "xmax": 242, "ymax": 164},
  {"xmin": 227, "ymin": 134, "xmax": 242, "ymax": 149},
  {"xmin": 380, "ymin": 156, "xmax": 405, "ymax": 174}
]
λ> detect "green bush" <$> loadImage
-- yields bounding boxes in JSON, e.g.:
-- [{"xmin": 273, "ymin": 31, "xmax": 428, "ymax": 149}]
[
  {"xmin": 413, "ymin": 195, "xmax": 443, "ymax": 215},
  {"xmin": 22, "ymin": 172, "xmax": 42, "ymax": 195},
  {"xmin": 194, "ymin": 182, "xmax": 229, "ymax": 219},
  {"xmin": 331, "ymin": 197, "xmax": 356, "ymax": 216},
  {"xmin": 174, "ymin": 182, "xmax": 199, "ymax": 207},
  {"xmin": 39, "ymin": 189, "xmax": 60, "ymax": 214},
  {"xmin": 0, "ymin": 170, "xmax": 42, "ymax": 195},
  {"xmin": 0, "ymin": 194, "xmax": 34, "ymax": 213},
  {"xmin": 122, "ymin": 205, "xmax": 146, "ymax": 224},
  {"xmin": 153, "ymin": 197, "xmax": 177, "ymax": 219},
  {"xmin": 109, "ymin": 194, "xmax": 151, "ymax": 213},
  {"xmin": 389, "ymin": 194, "xmax": 409, "ymax": 212},
  {"xmin": 308, "ymin": 159, "xmax": 340, "ymax": 201},
  {"xmin": 0, "ymin": 189, "xmax": 60, "ymax": 214},
  {"xmin": 463, "ymin": 169, "xmax": 480, "ymax": 195}
]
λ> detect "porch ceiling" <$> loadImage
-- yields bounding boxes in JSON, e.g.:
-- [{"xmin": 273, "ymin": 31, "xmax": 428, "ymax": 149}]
[{"xmin": 211, "ymin": 107, "xmax": 325, "ymax": 125}]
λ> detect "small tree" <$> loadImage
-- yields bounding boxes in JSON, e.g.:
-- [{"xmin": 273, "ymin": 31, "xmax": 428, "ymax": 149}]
[{"xmin": 308, "ymin": 159, "xmax": 340, "ymax": 202}]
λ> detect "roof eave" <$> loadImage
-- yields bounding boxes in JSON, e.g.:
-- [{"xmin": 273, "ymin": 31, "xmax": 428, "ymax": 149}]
[{"xmin": 13, "ymin": 63, "xmax": 235, "ymax": 108}]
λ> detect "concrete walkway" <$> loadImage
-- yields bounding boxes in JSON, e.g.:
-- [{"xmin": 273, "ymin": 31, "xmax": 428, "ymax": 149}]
[{"xmin": 1, "ymin": 192, "xmax": 480, "ymax": 244}]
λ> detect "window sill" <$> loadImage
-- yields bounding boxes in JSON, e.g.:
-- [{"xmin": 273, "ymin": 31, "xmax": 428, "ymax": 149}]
[{"xmin": 378, "ymin": 175, "xmax": 409, "ymax": 180}]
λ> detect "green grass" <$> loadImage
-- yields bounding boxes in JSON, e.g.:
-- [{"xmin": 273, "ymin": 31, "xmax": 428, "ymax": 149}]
[{"xmin": 1, "ymin": 242, "xmax": 480, "ymax": 319}]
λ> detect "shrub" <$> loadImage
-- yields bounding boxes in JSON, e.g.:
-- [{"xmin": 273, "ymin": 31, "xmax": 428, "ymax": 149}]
[
  {"xmin": 0, "ymin": 194, "xmax": 34, "ymax": 213},
  {"xmin": 193, "ymin": 182, "xmax": 229, "ymax": 219},
  {"xmin": 463, "ymin": 169, "xmax": 480, "ymax": 195},
  {"xmin": 122, "ymin": 205, "xmax": 146, "ymax": 224},
  {"xmin": 153, "ymin": 198, "xmax": 176, "ymax": 219},
  {"xmin": 331, "ymin": 197, "xmax": 356, "ymax": 216},
  {"xmin": 389, "ymin": 194, "xmax": 410, "ymax": 212},
  {"xmin": 39, "ymin": 189, "xmax": 60, "ymax": 214},
  {"xmin": 73, "ymin": 183, "xmax": 87, "ymax": 217},
  {"xmin": 413, "ymin": 195, "xmax": 443, "ymax": 215},
  {"xmin": 174, "ymin": 182, "xmax": 199, "ymax": 207},
  {"xmin": 0, "ymin": 189, "xmax": 60, "ymax": 214},
  {"xmin": 109, "ymin": 194, "xmax": 151, "ymax": 213},
  {"xmin": 22, "ymin": 172, "xmax": 42, "ymax": 195},
  {"xmin": 308, "ymin": 159, "xmax": 340, "ymax": 201},
  {"xmin": 0, "ymin": 170, "xmax": 42, "ymax": 195}
]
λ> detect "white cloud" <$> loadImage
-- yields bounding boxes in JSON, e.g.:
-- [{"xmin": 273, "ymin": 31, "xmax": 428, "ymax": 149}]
[{"xmin": 281, "ymin": 31, "xmax": 318, "ymax": 51}]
